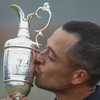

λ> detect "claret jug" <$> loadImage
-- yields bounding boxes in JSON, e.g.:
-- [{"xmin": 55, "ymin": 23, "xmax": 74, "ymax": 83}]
[{"xmin": 3, "ymin": 2, "xmax": 52, "ymax": 100}]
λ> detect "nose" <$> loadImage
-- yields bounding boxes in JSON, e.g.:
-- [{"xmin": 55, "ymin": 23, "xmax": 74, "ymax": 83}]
[{"xmin": 36, "ymin": 51, "xmax": 45, "ymax": 65}]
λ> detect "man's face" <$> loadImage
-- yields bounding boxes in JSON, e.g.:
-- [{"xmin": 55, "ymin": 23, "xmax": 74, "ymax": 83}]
[{"xmin": 34, "ymin": 27, "xmax": 79, "ymax": 92}]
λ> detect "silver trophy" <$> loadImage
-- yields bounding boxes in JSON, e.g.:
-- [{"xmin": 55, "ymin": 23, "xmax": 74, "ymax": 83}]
[{"xmin": 3, "ymin": 2, "xmax": 52, "ymax": 100}]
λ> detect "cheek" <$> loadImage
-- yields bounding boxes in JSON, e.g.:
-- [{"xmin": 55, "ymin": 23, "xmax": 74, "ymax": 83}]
[
  {"xmin": 41, "ymin": 64, "xmax": 72, "ymax": 89},
  {"xmin": 41, "ymin": 62, "xmax": 56, "ymax": 76},
  {"xmin": 41, "ymin": 61, "xmax": 69, "ymax": 81},
  {"xmin": 37, "ymin": 61, "xmax": 58, "ymax": 83}
]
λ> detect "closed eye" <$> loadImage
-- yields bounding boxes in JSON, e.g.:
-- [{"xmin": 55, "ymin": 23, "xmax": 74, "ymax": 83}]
[{"xmin": 48, "ymin": 56, "xmax": 56, "ymax": 62}]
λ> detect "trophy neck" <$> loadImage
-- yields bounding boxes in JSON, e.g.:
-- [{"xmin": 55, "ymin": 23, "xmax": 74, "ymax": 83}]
[{"xmin": 17, "ymin": 28, "xmax": 30, "ymax": 38}]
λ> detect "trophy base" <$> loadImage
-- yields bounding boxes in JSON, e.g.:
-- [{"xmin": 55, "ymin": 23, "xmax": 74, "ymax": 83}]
[{"xmin": 4, "ymin": 80, "xmax": 33, "ymax": 99}]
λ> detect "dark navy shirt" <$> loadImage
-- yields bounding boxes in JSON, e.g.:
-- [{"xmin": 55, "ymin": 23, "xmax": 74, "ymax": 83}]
[
  {"xmin": 84, "ymin": 85, "xmax": 100, "ymax": 100},
  {"xmin": 54, "ymin": 85, "xmax": 100, "ymax": 100}
]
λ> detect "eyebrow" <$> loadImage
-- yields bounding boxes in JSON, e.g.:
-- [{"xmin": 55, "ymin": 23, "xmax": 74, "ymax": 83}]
[{"xmin": 48, "ymin": 46, "xmax": 59, "ymax": 59}]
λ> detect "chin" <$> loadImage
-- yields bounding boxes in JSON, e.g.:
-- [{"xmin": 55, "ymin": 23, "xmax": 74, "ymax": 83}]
[{"xmin": 34, "ymin": 79, "xmax": 47, "ymax": 90}]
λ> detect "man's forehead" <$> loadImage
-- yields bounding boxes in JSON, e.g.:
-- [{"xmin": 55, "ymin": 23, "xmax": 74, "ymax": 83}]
[
  {"xmin": 51, "ymin": 27, "xmax": 79, "ymax": 44},
  {"xmin": 47, "ymin": 27, "xmax": 80, "ymax": 54}
]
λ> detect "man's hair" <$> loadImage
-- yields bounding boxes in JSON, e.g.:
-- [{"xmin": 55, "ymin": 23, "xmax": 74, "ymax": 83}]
[{"xmin": 62, "ymin": 21, "xmax": 100, "ymax": 87}]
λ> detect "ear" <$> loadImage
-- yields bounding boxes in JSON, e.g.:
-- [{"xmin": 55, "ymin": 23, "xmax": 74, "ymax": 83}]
[{"xmin": 71, "ymin": 69, "xmax": 88, "ymax": 85}]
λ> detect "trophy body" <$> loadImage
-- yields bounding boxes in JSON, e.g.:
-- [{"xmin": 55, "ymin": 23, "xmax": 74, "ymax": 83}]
[
  {"xmin": 3, "ymin": 3, "xmax": 52, "ymax": 100},
  {"xmin": 3, "ymin": 29, "xmax": 38, "ymax": 100},
  {"xmin": 4, "ymin": 48, "xmax": 33, "ymax": 97}
]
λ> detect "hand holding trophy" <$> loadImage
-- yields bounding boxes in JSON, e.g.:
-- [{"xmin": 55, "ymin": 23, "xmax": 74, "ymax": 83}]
[{"xmin": 3, "ymin": 2, "xmax": 52, "ymax": 100}]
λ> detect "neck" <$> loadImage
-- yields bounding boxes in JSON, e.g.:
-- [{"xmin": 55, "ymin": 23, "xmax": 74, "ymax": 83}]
[{"xmin": 55, "ymin": 85, "xmax": 95, "ymax": 100}]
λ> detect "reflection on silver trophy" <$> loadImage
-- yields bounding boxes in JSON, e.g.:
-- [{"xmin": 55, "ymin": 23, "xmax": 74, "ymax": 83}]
[{"xmin": 3, "ymin": 2, "xmax": 52, "ymax": 100}]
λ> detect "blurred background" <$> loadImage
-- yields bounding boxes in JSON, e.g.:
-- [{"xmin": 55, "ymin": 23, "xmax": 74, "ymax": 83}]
[{"xmin": 0, "ymin": 0, "xmax": 100, "ymax": 99}]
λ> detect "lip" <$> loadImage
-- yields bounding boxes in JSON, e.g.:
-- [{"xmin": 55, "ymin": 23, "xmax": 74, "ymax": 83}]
[{"xmin": 33, "ymin": 66, "xmax": 37, "ymax": 75}]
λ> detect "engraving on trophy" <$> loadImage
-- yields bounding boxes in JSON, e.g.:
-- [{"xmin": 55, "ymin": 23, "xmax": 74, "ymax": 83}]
[
  {"xmin": 14, "ymin": 58, "xmax": 29, "ymax": 75},
  {"xmin": 15, "ymin": 58, "xmax": 23, "ymax": 74}
]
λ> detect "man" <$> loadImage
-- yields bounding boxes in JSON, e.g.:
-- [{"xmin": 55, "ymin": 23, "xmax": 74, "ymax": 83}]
[{"xmin": 3, "ymin": 21, "xmax": 100, "ymax": 100}]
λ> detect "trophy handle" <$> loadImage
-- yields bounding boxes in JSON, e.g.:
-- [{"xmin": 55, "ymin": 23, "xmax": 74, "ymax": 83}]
[
  {"xmin": 35, "ymin": 2, "xmax": 52, "ymax": 47},
  {"xmin": 11, "ymin": 4, "xmax": 36, "ymax": 29}
]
